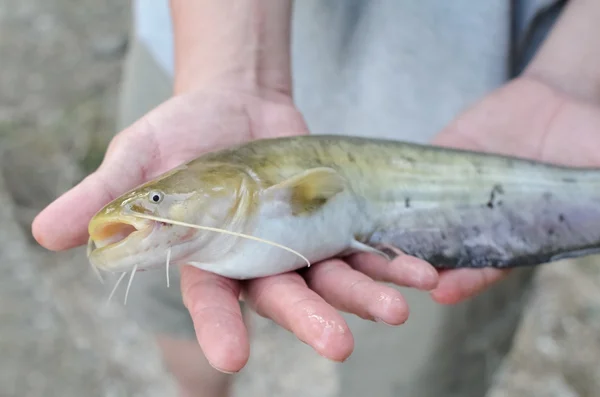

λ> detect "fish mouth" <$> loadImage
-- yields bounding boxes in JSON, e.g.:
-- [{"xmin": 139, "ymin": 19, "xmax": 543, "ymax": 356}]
[{"xmin": 87, "ymin": 215, "xmax": 154, "ymax": 255}]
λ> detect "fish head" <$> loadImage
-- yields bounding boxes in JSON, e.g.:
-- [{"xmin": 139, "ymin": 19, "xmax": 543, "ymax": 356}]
[{"xmin": 87, "ymin": 162, "xmax": 259, "ymax": 273}]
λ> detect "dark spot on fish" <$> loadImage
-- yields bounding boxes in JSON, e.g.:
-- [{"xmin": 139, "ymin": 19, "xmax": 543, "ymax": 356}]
[
  {"xmin": 486, "ymin": 184, "xmax": 504, "ymax": 209},
  {"xmin": 548, "ymin": 228, "xmax": 555, "ymax": 236},
  {"xmin": 497, "ymin": 200, "xmax": 503, "ymax": 206},
  {"xmin": 562, "ymin": 177, "xmax": 576, "ymax": 183},
  {"xmin": 543, "ymin": 192, "xmax": 553, "ymax": 201},
  {"xmin": 559, "ymin": 214, "xmax": 565, "ymax": 222},
  {"xmin": 472, "ymin": 226, "xmax": 481, "ymax": 234},
  {"xmin": 405, "ymin": 197, "xmax": 411, "ymax": 208},
  {"xmin": 441, "ymin": 232, "xmax": 447, "ymax": 240},
  {"xmin": 347, "ymin": 153, "xmax": 356, "ymax": 162}
]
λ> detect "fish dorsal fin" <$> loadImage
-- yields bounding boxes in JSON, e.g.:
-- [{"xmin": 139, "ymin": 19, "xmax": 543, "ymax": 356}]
[{"xmin": 263, "ymin": 167, "xmax": 346, "ymax": 215}]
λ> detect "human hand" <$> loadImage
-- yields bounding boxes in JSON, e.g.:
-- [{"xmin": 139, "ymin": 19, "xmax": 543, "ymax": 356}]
[
  {"xmin": 32, "ymin": 87, "xmax": 439, "ymax": 373},
  {"xmin": 428, "ymin": 76, "xmax": 600, "ymax": 305}
]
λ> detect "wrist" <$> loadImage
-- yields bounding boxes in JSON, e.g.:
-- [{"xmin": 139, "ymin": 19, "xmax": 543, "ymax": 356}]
[
  {"xmin": 173, "ymin": 64, "xmax": 292, "ymax": 101},
  {"xmin": 170, "ymin": 0, "xmax": 294, "ymax": 100}
]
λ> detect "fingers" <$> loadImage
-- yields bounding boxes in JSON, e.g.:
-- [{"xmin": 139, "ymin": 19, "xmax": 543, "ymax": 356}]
[
  {"xmin": 346, "ymin": 252, "xmax": 439, "ymax": 291},
  {"xmin": 243, "ymin": 272, "xmax": 354, "ymax": 362},
  {"xmin": 429, "ymin": 268, "xmax": 511, "ymax": 305},
  {"xmin": 32, "ymin": 171, "xmax": 122, "ymax": 250},
  {"xmin": 303, "ymin": 259, "xmax": 409, "ymax": 326},
  {"xmin": 180, "ymin": 265, "xmax": 249, "ymax": 374}
]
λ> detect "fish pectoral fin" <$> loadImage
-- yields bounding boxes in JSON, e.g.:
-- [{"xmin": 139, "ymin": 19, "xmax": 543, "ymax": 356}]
[
  {"xmin": 339, "ymin": 239, "xmax": 393, "ymax": 261},
  {"xmin": 263, "ymin": 167, "xmax": 346, "ymax": 215}
]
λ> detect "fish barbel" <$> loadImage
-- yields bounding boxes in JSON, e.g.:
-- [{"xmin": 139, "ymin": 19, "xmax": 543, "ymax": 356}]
[{"xmin": 87, "ymin": 135, "xmax": 600, "ymax": 280}]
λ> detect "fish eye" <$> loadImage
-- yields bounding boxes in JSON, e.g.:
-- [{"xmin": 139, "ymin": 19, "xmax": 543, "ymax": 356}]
[{"xmin": 148, "ymin": 191, "xmax": 164, "ymax": 204}]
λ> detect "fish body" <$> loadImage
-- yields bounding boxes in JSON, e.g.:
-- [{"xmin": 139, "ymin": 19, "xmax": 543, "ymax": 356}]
[{"xmin": 87, "ymin": 135, "xmax": 600, "ymax": 279}]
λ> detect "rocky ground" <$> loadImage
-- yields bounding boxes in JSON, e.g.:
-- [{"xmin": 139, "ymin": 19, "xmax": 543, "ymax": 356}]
[
  {"xmin": 487, "ymin": 259, "xmax": 600, "ymax": 397},
  {"xmin": 2, "ymin": 1, "xmax": 600, "ymax": 397}
]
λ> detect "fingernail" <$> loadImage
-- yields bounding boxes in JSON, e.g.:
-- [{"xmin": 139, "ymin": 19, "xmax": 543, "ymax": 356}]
[
  {"xmin": 207, "ymin": 361, "xmax": 238, "ymax": 375},
  {"xmin": 374, "ymin": 317, "xmax": 403, "ymax": 327}
]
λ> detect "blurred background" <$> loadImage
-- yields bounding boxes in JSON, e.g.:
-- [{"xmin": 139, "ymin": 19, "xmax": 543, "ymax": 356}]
[
  {"xmin": 1, "ymin": 1, "xmax": 600, "ymax": 397},
  {"xmin": 0, "ymin": 1, "xmax": 179, "ymax": 396}
]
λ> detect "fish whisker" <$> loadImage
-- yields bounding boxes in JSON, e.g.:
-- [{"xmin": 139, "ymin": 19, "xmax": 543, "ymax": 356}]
[
  {"xmin": 106, "ymin": 272, "xmax": 127, "ymax": 305},
  {"xmin": 124, "ymin": 264, "xmax": 138, "ymax": 306},
  {"xmin": 166, "ymin": 248, "xmax": 171, "ymax": 288},
  {"xmin": 131, "ymin": 213, "xmax": 311, "ymax": 268},
  {"xmin": 87, "ymin": 236, "xmax": 104, "ymax": 284}
]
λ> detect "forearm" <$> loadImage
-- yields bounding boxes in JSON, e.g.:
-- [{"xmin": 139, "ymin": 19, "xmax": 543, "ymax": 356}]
[
  {"xmin": 524, "ymin": 0, "xmax": 600, "ymax": 101},
  {"xmin": 170, "ymin": 0, "xmax": 294, "ymax": 96}
]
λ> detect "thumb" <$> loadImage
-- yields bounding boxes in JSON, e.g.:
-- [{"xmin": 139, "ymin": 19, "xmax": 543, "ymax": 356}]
[{"xmin": 32, "ymin": 127, "xmax": 156, "ymax": 251}]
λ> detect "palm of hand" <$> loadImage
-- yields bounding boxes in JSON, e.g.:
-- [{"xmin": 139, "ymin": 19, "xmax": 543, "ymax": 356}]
[
  {"xmin": 103, "ymin": 90, "xmax": 309, "ymax": 190},
  {"xmin": 435, "ymin": 77, "xmax": 599, "ymax": 166},
  {"xmin": 32, "ymin": 77, "xmax": 600, "ymax": 373}
]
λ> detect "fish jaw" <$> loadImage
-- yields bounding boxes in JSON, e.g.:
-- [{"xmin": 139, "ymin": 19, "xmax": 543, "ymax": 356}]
[
  {"xmin": 88, "ymin": 214, "xmax": 152, "ymax": 249},
  {"xmin": 87, "ymin": 212, "xmax": 190, "ymax": 273},
  {"xmin": 87, "ymin": 214, "xmax": 154, "ymax": 271}
]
